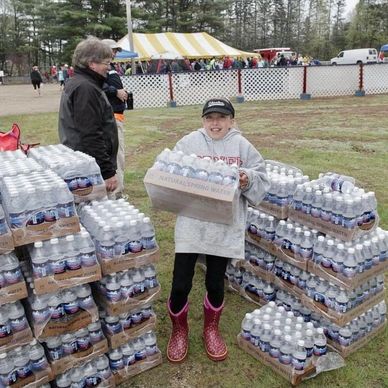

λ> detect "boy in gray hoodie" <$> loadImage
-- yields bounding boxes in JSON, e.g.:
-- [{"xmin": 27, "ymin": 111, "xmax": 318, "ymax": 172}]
[{"xmin": 167, "ymin": 98, "xmax": 270, "ymax": 363}]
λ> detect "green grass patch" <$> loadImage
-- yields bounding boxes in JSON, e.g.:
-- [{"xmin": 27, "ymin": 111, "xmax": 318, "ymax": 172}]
[{"xmin": 1, "ymin": 95, "xmax": 387, "ymax": 387}]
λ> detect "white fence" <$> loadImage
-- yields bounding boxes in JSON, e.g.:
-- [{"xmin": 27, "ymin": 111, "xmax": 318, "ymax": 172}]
[{"xmin": 121, "ymin": 63, "xmax": 388, "ymax": 109}]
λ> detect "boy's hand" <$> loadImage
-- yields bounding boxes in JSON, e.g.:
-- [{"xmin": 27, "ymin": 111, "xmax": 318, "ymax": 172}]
[{"xmin": 239, "ymin": 171, "xmax": 249, "ymax": 189}]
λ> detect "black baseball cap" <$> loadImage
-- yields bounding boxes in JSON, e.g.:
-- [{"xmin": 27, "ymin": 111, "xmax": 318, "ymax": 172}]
[{"xmin": 202, "ymin": 98, "xmax": 235, "ymax": 118}]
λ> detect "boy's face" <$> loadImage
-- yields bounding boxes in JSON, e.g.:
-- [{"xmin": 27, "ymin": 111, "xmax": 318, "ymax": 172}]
[{"xmin": 203, "ymin": 112, "xmax": 234, "ymax": 140}]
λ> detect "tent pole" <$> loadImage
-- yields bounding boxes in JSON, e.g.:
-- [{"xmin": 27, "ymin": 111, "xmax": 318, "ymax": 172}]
[{"xmin": 126, "ymin": 0, "xmax": 136, "ymax": 75}]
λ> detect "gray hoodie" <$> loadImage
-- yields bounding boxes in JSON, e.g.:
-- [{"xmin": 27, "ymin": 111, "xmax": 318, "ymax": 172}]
[{"xmin": 173, "ymin": 127, "xmax": 270, "ymax": 259}]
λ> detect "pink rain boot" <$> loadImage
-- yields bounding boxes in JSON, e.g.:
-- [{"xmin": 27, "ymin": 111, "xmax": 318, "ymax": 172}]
[
  {"xmin": 203, "ymin": 294, "xmax": 228, "ymax": 361},
  {"xmin": 167, "ymin": 300, "xmax": 189, "ymax": 363}
]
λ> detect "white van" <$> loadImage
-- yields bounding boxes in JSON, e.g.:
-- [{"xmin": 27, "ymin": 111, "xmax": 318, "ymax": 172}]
[{"xmin": 331, "ymin": 48, "xmax": 377, "ymax": 65}]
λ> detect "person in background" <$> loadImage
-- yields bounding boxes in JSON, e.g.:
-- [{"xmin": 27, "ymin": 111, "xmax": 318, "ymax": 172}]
[
  {"xmin": 166, "ymin": 98, "xmax": 270, "ymax": 363},
  {"xmin": 58, "ymin": 37, "xmax": 118, "ymax": 193},
  {"xmin": 101, "ymin": 39, "xmax": 129, "ymax": 199},
  {"xmin": 30, "ymin": 65, "xmax": 43, "ymax": 96},
  {"xmin": 58, "ymin": 66, "xmax": 65, "ymax": 89}
]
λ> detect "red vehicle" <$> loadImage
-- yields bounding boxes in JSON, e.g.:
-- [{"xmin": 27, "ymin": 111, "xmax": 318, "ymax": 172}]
[{"xmin": 254, "ymin": 47, "xmax": 296, "ymax": 65}]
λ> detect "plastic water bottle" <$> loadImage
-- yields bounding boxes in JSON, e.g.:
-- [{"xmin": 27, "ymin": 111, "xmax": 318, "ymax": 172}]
[
  {"xmin": 8, "ymin": 302, "xmax": 28, "ymax": 333},
  {"xmin": 291, "ymin": 185, "xmax": 304, "ymax": 211},
  {"xmin": 96, "ymin": 356, "xmax": 112, "ymax": 379},
  {"xmin": 194, "ymin": 157, "xmax": 210, "ymax": 181},
  {"xmin": 2, "ymin": 253, "xmax": 23, "ymax": 285},
  {"xmin": 311, "ymin": 190, "xmax": 323, "ymax": 218},
  {"xmin": 208, "ymin": 160, "xmax": 224, "ymax": 184},
  {"xmin": 109, "ymin": 349, "xmax": 124, "ymax": 371},
  {"xmin": 84, "ymin": 362, "xmax": 102, "ymax": 387},
  {"xmin": 250, "ymin": 318, "xmax": 262, "ymax": 347},
  {"xmin": 49, "ymin": 238, "xmax": 66, "ymax": 275},
  {"xmin": 166, "ymin": 150, "xmax": 184, "ymax": 175},
  {"xmin": 48, "ymin": 294, "xmax": 65, "ymax": 321},
  {"xmin": 46, "ymin": 336, "xmax": 64, "ymax": 361},
  {"xmin": 121, "ymin": 342, "xmax": 136, "ymax": 366},
  {"xmin": 133, "ymin": 337, "xmax": 147, "ymax": 361},
  {"xmin": 320, "ymin": 192, "xmax": 333, "ymax": 222},
  {"xmin": 312, "ymin": 235, "xmax": 325, "ymax": 265},
  {"xmin": 78, "ymin": 231, "xmax": 97, "ymax": 267},
  {"xmin": 313, "ymin": 327, "xmax": 327, "ymax": 356},
  {"xmin": 14, "ymin": 347, "xmax": 33, "ymax": 380},
  {"xmin": 127, "ymin": 220, "xmax": 142, "ymax": 253},
  {"xmin": 62, "ymin": 290, "xmax": 79, "ymax": 315},
  {"xmin": 143, "ymin": 331, "xmax": 158, "ymax": 356},
  {"xmin": 180, "ymin": 154, "xmax": 196, "ymax": 178},
  {"xmin": 269, "ymin": 329, "xmax": 282, "ymax": 359},
  {"xmin": 141, "ymin": 217, "xmax": 157, "ymax": 250},
  {"xmin": 104, "ymin": 316, "xmax": 122, "ymax": 335},
  {"xmin": 301, "ymin": 187, "xmax": 313, "ymax": 215},
  {"xmin": 320, "ymin": 173, "xmax": 354, "ymax": 193},
  {"xmin": 99, "ymin": 226, "xmax": 115, "ymax": 260},
  {"xmin": 279, "ymin": 335, "xmax": 293, "ymax": 365},
  {"xmin": 343, "ymin": 248, "xmax": 357, "ymax": 278},
  {"xmin": 342, "ymin": 199, "xmax": 356, "ymax": 229},
  {"xmin": 331, "ymin": 243, "xmax": 345, "ymax": 273},
  {"xmin": 331, "ymin": 196, "xmax": 344, "ymax": 226},
  {"xmin": 292, "ymin": 340, "xmax": 307, "ymax": 371},
  {"xmin": 144, "ymin": 265, "xmax": 158, "ymax": 289},
  {"xmin": 88, "ymin": 321, "xmax": 104, "ymax": 344},
  {"xmin": 152, "ymin": 148, "xmax": 171, "ymax": 171},
  {"xmin": 299, "ymin": 231, "xmax": 313, "ymax": 260},
  {"xmin": 106, "ymin": 276, "xmax": 122, "ymax": 303},
  {"xmin": 0, "ymin": 353, "xmax": 16, "ymax": 386},
  {"xmin": 29, "ymin": 339, "xmax": 49, "ymax": 372},
  {"xmin": 222, "ymin": 163, "xmax": 239, "ymax": 186},
  {"xmin": 241, "ymin": 313, "xmax": 253, "ymax": 341}
]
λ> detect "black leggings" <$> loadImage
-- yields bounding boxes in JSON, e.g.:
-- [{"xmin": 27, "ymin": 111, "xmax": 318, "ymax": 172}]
[
  {"xmin": 32, "ymin": 81, "xmax": 41, "ymax": 90},
  {"xmin": 169, "ymin": 252, "xmax": 229, "ymax": 314}
]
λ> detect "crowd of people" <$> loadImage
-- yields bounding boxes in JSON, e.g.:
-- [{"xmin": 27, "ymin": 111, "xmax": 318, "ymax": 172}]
[
  {"xmin": 30, "ymin": 53, "xmax": 319, "ymax": 91},
  {"xmin": 104, "ymin": 53, "xmax": 320, "ymax": 75}
]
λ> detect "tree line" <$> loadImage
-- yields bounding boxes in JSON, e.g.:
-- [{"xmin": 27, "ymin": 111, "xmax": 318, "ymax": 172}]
[{"xmin": 1, "ymin": 0, "xmax": 388, "ymax": 76}]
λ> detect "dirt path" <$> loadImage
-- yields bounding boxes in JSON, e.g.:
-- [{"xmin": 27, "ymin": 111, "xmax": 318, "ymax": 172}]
[{"xmin": 0, "ymin": 83, "xmax": 62, "ymax": 116}]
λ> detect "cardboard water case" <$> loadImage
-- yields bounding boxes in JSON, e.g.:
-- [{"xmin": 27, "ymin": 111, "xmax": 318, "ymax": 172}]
[{"xmin": 143, "ymin": 169, "xmax": 238, "ymax": 225}]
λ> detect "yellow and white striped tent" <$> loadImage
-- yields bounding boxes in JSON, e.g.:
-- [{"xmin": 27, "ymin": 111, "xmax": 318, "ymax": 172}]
[{"xmin": 117, "ymin": 32, "xmax": 256, "ymax": 60}]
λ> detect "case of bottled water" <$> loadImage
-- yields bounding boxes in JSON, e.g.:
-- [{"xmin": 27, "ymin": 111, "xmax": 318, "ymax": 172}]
[
  {"xmin": 260, "ymin": 160, "xmax": 308, "ymax": 219},
  {"xmin": 94, "ymin": 265, "xmax": 160, "ymax": 316},
  {"xmin": 18, "ymin": 228, "xmax": 101, "ymax": 295},
  {"xmin": 29, "ymin": 144, "xmax": 107, "ymax": 203},
  {"xmin": 41, "ymin": 320, "xmax": 108, "ymax": 375},
  {"xmin": 100, "ymin": 304, "xmax": 156, "ymax": 349},
  {"xmin": 144, "ymin": 148, "xmax": 239, "ymax": 225},
  {"xmin": 325, "ymin": 301, "xmax": 387, "ymax": 358},
  {"xmin": 78, "ymin": 199, "xmax": 159, "ymax": 275},
  {"xmin": 226, "ymin": 262, "xmax": 277, "ymax": 306},
  {"xmin": 237, "ymin": 160, "xmax": 386, "ymax": 371},
  {"xmin": 0, "ymin": 154, "xmax": 43, "ymax": 204},
  {"xmin": 288, "ymin": 173, "xmax": 379, "ymax": 241},
  {"xmin": 308, "ymin": 228, "xmax": 388, "ymax": 290},
  {"xmin": 0, "ymin": 169, "xmax": 80, "ymax": 246},
  {"xmin": 0, "ymin": 340, "xmax": 52, "ymax": 387},
  {"xmin": 0, "ymin": 252, "xmax": 28, "ymax": 304},
  {"xmin": 237, "ymin": 301, "xmax": 346, "ymax": 384},
  {"xmin": 53, "ymin": 354, "xmax": 115, "ymax": 387},
  {"xmin": 26, "ymin": 284, "xmax": 99, "ymax": 340},
  {"xmin": 107, "ymin": 330, "xmax": 161, "ymax": 384},
  {"xmin": 0, "ymin": 301, "xmax": 33, "ymax": 353}
]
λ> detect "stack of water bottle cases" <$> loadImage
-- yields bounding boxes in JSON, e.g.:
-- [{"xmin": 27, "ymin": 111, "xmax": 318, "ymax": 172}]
[
  {"xmin": 0, "ymin": 145, "xmax": 162, "ymax": 388},
  {"xmin": 230, "ymin": 161, "xmax": 387, "ymax": 385}
]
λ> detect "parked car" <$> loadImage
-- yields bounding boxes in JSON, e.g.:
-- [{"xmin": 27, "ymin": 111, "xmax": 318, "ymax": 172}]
[{"xmin": 330, "ymin": 48, "xmax": 378, "ymax": 65}]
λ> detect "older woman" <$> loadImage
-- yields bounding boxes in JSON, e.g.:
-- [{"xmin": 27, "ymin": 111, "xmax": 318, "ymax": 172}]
[{"xmin": 58, "ymin": 37, "xmax": 118, "ymax": 193}]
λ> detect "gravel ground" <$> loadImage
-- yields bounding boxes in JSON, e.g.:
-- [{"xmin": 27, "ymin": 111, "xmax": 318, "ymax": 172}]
[{"xmin": 0, "ymin": 83, "xmax": 62, "ymax": 116}]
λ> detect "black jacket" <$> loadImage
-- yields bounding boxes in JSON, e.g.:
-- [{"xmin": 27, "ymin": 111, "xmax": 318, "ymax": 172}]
[
  {"xmin": 58, "ymin": 67, "xmax": 118, "ymax": 180},
  {"xmin": 30, "ymin": 70, "xmax": 42, "ymax": 82},
  {"xmin": 103, "ymin": 64, "xmax": 126, "ymax": 113}
]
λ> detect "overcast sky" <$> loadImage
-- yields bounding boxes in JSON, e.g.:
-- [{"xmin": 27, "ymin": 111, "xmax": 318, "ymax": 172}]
[{"xmin": 344, "ymin": 0, "xmax": 359, "ymax": 16}]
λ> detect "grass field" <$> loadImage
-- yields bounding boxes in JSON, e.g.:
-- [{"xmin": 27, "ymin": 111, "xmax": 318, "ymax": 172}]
[{"xmin": 1, "ymin": 95, "xmax": 387, "ymax": 387}]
